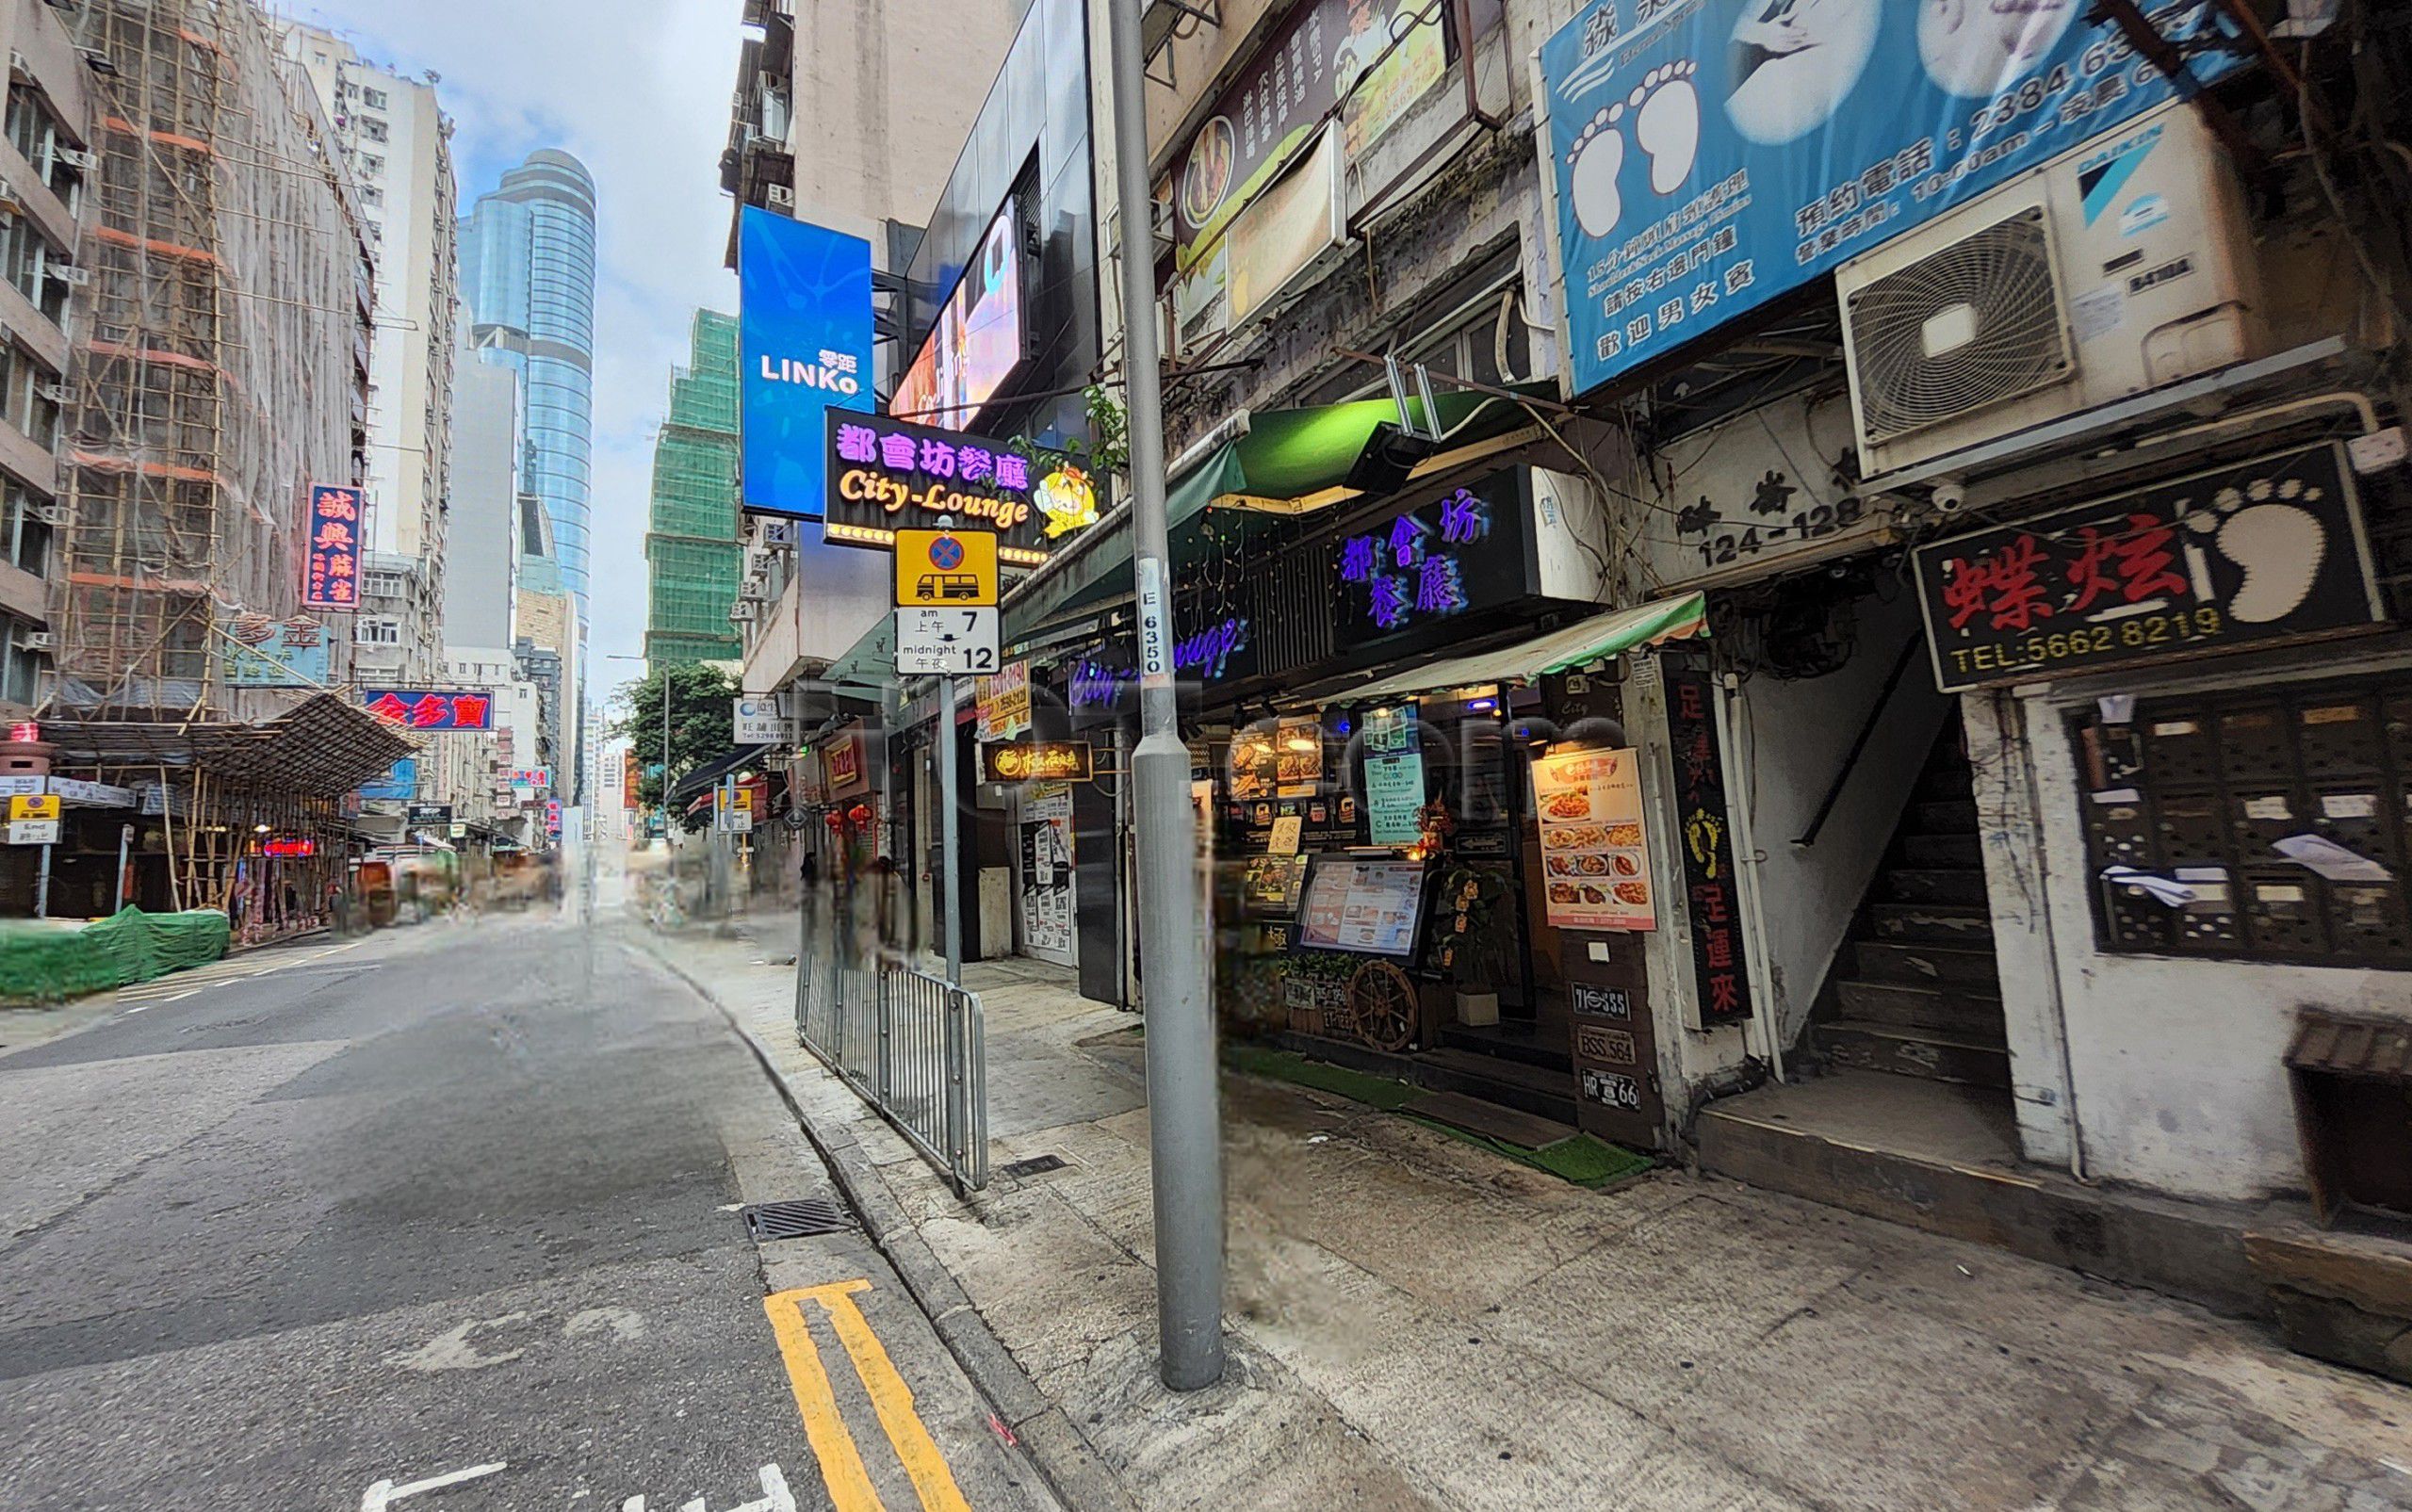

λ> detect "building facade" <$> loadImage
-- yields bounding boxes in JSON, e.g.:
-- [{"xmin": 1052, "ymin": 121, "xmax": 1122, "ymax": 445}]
[
  {"xmin": 444, "ymin": 336, "xmax": 524, "ymax": 650},
  {"xmin": 24, "ymin": 0, "xmax": 396, "ymax": 930},
  {"xmin": 644, "ymin": 309, "xmax": 743, "ymax": 667},
  {"xmin": 0, "ymin": 0, "xmax": 97, "ymax": 726},
  {"xmin": 289, "ymin": 26, "xmax": 459, "ymax": 687},
  {"xmin": 460, "ymin": 150, "xmax": 598, "ymax": 613}
]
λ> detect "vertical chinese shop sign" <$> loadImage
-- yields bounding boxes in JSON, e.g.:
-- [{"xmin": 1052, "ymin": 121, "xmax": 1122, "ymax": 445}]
[
  {"xmin": 1666, "ymin": 658, "xmax": 1752, "ymax": 1025},
  {"xmin": 303, "ymin": 485, "xmax": 363, "ymax": 609}
]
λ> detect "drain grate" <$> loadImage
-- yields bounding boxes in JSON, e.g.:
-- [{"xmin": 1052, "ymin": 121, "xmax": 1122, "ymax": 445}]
[
  {"xmin": 1000, "ymin": 1153, "xmax": 1069, "ymax": 1180},
  {"xmin": 742, "ymin": 1197, "xmax": 856, "ymax": 1241}
]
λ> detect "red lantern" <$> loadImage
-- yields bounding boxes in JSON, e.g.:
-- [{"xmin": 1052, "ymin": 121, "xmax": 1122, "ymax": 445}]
[
  {"xmin": 823, "ymin": 811, "xmax": 844, "ymax": 833},
  {"xmin": 847, "ymin": 802, "xmax": 872, "ymax": 829}
]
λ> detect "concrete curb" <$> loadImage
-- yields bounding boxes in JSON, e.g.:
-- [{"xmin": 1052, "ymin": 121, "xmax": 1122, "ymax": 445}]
[{"xmin": 628, "ymin": 930, "xmax": 1139, "ymax": 1512}]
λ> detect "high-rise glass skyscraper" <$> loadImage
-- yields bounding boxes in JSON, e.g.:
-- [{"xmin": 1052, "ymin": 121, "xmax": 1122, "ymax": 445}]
[{"xmin": 460, "ymin": 150, "xmax": 598, "ymax": 613}]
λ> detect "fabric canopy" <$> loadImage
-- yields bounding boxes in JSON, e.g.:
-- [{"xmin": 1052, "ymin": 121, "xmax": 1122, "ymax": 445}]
[{"xmin": 1337, "ymin": 593, "xmax": 1708, "ymax": 705}]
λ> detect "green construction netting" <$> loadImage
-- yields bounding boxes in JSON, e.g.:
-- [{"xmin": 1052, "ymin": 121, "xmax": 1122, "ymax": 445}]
[
  {"xmin": 646, "ymin": 308, "xmax": 744, "ymax": 654},
  {"xmin": 0, "ymin": 908, "xmax": 231, "ymax": 1005}
]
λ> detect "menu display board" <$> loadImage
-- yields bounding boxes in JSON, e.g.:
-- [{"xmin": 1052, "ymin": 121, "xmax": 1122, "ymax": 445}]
[
  {"xmin": 1275, "ymin": 715, "xmax": 1324, "ymax": 799},
  {"xmin": 1361, "ymin": 706, "xmax": 1426, "ymax": 848},
  {"xmin": 1229, "ymin": 726, "xmax": 1278, "ymax": 802},
  {"xmin": 1534, "ymin": 746, "xmax": 1655, "ymax": 931},
  {"xmin": 1298, "ymin": 857, "xmax": 1427, "ymax": 957},
  {"xmin": 1244, "ymin": 854, "xmax": 1311, "ymax": 913}
]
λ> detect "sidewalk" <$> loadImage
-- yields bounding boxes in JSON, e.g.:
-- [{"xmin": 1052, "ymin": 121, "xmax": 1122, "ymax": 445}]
[{"xmin": 637, "ymin": 919, "xmax": 2412, "ymax": 1512}]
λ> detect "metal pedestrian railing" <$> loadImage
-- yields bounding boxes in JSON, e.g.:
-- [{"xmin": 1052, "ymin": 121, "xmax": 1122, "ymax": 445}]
[{"xmin": 795, "ymin": 898, "xmax": 988, "ymax": 1194}]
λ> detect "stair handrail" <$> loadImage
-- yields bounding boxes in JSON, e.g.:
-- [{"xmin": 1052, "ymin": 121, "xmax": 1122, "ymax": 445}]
[{"xmin": 1793, "ymin": 635, "xmax": 1924, "ymax": 849}]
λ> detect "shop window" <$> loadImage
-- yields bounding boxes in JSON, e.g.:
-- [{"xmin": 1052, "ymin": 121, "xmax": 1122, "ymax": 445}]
[{"xmin": 2070, "ymin": 671, "xmax": 2412, "ymax": 967}]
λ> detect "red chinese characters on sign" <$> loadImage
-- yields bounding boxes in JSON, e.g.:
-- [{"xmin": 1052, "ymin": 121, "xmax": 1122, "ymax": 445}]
[
  {"xmin": 303, "ymin": 485, "xmax": 363, "ymax": 610},
  {"xmin": 363, "ymin": 690, "xmax": 495, "ymax": 731},
  {"xmin": 1941, "ymin": 532, "xmax": 2055, "ymax": 633},
  {"xmin": 2066, "ymin": 512, "xmax": 2189, "ymax": 612}
]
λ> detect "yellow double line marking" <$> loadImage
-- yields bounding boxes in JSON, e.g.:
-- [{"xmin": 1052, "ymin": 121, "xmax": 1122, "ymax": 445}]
[{"xmin": 763, "ymin": 1280, "xmax": 972, "ymax": 1512}]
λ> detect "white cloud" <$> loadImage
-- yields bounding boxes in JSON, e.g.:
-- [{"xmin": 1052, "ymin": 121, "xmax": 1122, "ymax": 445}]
[{"xmin": 291, "ymin": 0, "xmax": 742, "ymax": 685}]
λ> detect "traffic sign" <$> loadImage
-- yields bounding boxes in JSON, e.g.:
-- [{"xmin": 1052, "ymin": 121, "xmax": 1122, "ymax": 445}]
[
  {"xmin": 7, "ymin": 819, "xmax": 58, "ymax": 845},
  {"xmin": 8, "ymin": 794, "xmax": 60, "ymax": 823},
  {"xmin": 894, "ymin": 607, "xmax": 1000, "ymax": 675},
  {"xmin": 894, "ymin": 528, "xmax": 998, "ymax": 608}
]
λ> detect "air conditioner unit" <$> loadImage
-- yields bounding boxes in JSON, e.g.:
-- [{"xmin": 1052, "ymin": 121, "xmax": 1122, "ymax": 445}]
[
  {"xmin": 35, "ymin": 382, "xmax": 65, "ymax": 403},
  {"xmin": 765, "ymin": 184, "xmax": 795, "ymax": 211},
  {"xmin": 53, "ymin": 265, "xmax": 89, "ymax": 287},
  {"xmin": 1836, "ymin": 103, "xmax": 2263, "ymax": 478},
  {"xmin": 23, "ymin": 631, "xmax": 51, "ymax": 650},
  {"xmin": 33, "ymin": 501, "xmax": 66, "ymax": 526},
  {"xmin": 57, "ymin": 148, "xmax": 95, "ymax": 172}
]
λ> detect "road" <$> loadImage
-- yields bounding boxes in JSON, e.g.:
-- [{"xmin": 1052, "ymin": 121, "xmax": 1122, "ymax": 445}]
[{"xmin": 0, "ymin": 915, "xmax": 1054, "ymax": 1511}]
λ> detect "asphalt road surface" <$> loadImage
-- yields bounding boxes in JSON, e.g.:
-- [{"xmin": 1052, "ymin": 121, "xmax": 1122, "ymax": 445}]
[{"xmin": 0, "ymin": 915, "xmax": 1053, "ymax": 1511}]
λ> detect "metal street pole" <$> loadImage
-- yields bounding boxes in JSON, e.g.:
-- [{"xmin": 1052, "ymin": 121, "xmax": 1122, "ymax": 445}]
[
  {"xmin": 114, "ymin": 823, "xmax": 132, "ymax": 913},
  {"xmin": 1108, "ymin": 0, "xmax": 1225, "ymax": 1390},
  {"xmin": 938, "ymin": 675, "xmax": 964, "ymax": 984},
  {"xmin": 35, "ymin": 839, "xmax": 52, "ymax": 919}
]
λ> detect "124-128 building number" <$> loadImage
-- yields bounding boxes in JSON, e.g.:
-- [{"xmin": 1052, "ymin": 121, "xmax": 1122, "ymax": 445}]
[{"xmin": 1694, "ymin": 496, "xmax": 1866, "ymax": 568}]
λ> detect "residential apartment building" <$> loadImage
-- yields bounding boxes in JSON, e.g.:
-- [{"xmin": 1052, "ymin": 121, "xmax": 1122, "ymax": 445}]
[
  {"xmin": 460, "ymin": 150, "xmax": 597, "ymax": 613},
  {"xmin": 0, "ymin": 0, "xmax": 96, "ymax": 723},
  {"xmin": 644, "ymin": 309, "xmax": 742, "ymax": 667},
  {"xmin": 289, "ymin": 26, "xmax": 460, "ymax": 687},
  {"xmin": 513, "ymin": 581, "xmax": 580, "ymax": 807}
]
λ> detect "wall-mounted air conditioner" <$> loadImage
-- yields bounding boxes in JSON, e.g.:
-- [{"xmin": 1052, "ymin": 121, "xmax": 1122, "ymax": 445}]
[
  {"xmin": 1837, "ymin": 103, "xmax": 2264, "ymax": 479},
  {"xmin": 57, "ymin": 149, "xmax": 95, "ymax": 172},
  {"xmin": 765, "ymin": 185, "xmax": 795, "ymax": 212},
  {"xmin": 24, "ymin": 631, "xmax": 52, "ymax": 650},
  {"xmin": 53, "ymin": 265, "xmax": 89, "ymax": 287}
]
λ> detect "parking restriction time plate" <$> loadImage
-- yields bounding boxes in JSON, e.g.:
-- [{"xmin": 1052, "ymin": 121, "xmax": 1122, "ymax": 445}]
[{"xmin": 894, "ymin": 607, "xmax": 1000, "ymax": 675}]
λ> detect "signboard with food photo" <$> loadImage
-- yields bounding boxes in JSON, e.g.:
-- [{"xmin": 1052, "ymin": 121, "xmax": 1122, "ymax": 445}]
[{"xmin": 1534, "ymin": 746, "xmax": 1655, "ymax": 932}]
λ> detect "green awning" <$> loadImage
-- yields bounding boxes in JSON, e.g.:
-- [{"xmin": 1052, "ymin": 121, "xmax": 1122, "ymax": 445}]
[
  {"xmin": 1335, "ymin": 593, "xmax": 1708, "ymax": 705},
  {"xmin": 1164, "ymin": 387, "xmax": 1543, "ymax": 525}
]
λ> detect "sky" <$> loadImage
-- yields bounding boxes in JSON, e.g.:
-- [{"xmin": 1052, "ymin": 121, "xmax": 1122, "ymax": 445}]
[{"xmin": 289, "ymin": 0, "xmax": 744, "ymax": 703}]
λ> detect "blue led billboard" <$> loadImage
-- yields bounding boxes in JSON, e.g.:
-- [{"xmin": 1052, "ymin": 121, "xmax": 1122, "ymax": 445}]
[{"xmin": 739, "ymin": 208, "xmax": 874, "ymax": 519}]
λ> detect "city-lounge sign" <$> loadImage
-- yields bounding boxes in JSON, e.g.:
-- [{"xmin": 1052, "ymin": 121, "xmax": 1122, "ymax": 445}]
[{"xmin": 823, "ymin": 411, "xmax": 1098, "ymax": 568}]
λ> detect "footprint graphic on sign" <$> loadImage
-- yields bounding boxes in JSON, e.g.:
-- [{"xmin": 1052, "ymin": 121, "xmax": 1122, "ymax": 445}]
[
  {"xmin": 1566, "ymin": 62, "xmax": 1701, "ymax": 239},
  {"xmin": 2184, "ymin": 475, "xmax": 2326, "ymax": 624}
]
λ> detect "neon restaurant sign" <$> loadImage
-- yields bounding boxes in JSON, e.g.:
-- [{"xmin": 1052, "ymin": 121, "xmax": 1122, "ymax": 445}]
[
  {"xmin": 1068, "ymin": 616, "xmax": 1253, "ymax": 708},
  {"xmin": 822, "ymin": 410, "xmax": 1098, "ymax": 566},
  {"xmin": 1337, "ymin": 484, "xmax": 1495, "ymax": 636}
]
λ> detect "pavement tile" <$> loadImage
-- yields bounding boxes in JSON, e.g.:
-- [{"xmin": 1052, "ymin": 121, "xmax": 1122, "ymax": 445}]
[{"xmin": 664, "ymin": 920, "xmax": 2412, "ymax": 1512}]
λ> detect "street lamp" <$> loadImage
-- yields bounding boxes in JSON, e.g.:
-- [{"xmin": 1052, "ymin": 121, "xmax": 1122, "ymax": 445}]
[{"xmin": 604, "ymin": 655, "xmax": 669, "ymax": 824}]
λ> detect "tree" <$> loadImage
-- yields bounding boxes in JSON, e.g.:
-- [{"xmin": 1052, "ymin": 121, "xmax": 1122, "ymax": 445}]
[{"xmin": 610, "ymin": 662, "xmax": 742, "ymax": 826}]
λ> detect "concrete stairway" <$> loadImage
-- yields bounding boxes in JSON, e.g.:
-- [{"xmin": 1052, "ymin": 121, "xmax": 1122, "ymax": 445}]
[{"xmin": 1814, "ymin": 732, "xmax": 2011, "ymax": 1089}]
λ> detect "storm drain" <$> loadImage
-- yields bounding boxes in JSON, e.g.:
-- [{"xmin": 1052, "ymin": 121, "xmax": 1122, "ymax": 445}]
[
  {"xmin": 741, "ymin": 1197, "xmax": 856, "ymax": 1241},
  {"xmin": 1000, "ymin": 1153, "xmax": 1068, "ymax": 1180}
]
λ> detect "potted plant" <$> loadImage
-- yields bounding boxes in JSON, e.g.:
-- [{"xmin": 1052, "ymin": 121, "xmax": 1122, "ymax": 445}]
[{"xmin": 1433, "ymin": 863, "xmax": 1509, "ymax": 1027}]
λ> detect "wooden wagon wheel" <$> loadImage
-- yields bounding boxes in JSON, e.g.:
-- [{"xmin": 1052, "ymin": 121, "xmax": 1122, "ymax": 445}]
[{"xmin": 1346, "ymin": 960, "xmax": 1418, "ymax": 1052}]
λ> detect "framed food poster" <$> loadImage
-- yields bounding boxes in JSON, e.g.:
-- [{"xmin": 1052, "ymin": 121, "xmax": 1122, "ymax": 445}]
[
  {"xmin": 1296, "ymin": 856, "xmax": 1428, "ymax": 957},
  {"xmin": 1275, "ymin": 715, "xmax": 1324, "ymax": 799},
  {"xmin": 1534, "ymin": 746, "xmax": 1655, "ymax": 931}
]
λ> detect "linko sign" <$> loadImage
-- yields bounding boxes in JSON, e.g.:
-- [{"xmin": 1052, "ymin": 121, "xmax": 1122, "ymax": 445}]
[{"xmin": 823, "ymin": 410, "xmax": 1099, "ymax": 566}]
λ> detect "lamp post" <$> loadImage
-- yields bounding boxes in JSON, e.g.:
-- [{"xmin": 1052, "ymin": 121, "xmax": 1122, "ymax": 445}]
[{"xmin": 1108, "ymin": 0, "xmax": 1225, "ymax": 1390}]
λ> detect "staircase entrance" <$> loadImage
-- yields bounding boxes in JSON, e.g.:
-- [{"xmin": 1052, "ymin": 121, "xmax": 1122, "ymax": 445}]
[
  {"xmin": 1815, "ymin": 721, "xmax": 2012, "ymax": 1093},
  {"xmin": 1696, "ymin": 717, "xmax": 2047, "ymax": 1265}
]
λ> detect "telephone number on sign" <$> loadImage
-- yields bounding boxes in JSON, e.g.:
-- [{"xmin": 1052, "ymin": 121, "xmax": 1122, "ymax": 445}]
[{"xmin": 1943, "ymin": 606, "xmax": 2225, "ymax": 677}]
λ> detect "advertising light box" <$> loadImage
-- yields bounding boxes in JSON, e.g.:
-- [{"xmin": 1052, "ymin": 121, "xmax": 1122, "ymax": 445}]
[{"xmin": 739, "ymin": 208, "xmax": 874, "ymax": 520}]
